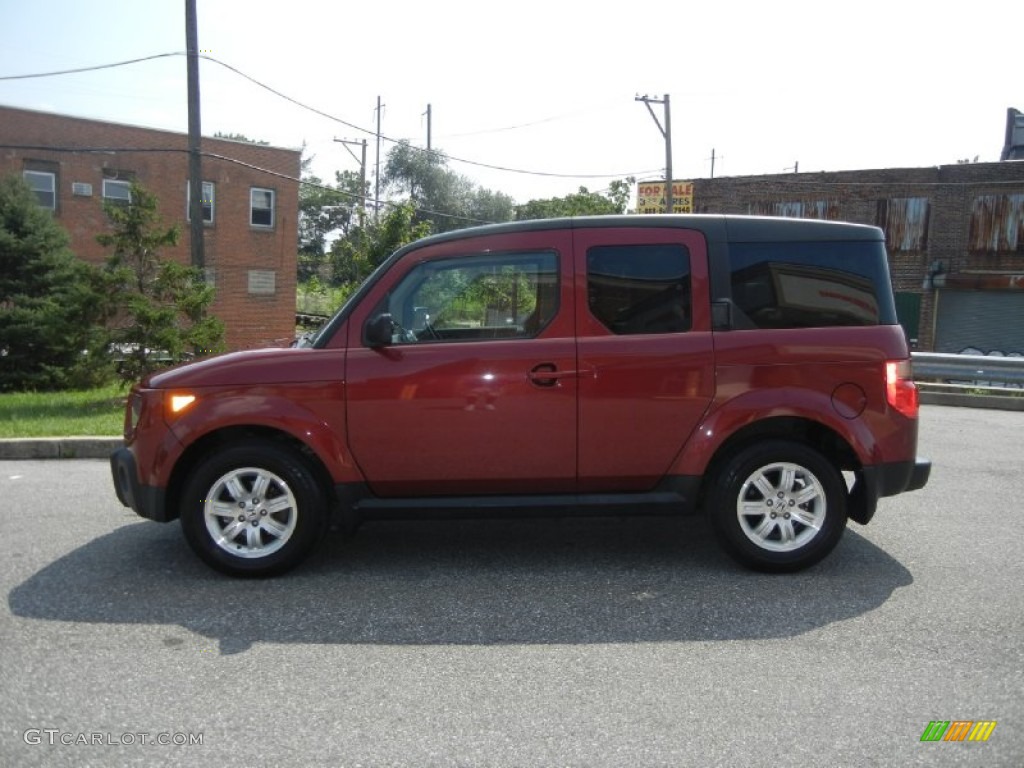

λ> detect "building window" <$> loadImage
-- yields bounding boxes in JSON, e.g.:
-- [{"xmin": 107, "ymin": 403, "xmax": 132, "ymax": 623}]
[
  {"xmin": 102, "ymin": 179, "xmax": 132, "ymax": 205},
  {"xmin": 250, "ymin": 188, "xmax": 275, "ymax": 228},
  {"xmin": 186, "ymin": 181, "xmax": 215, "ymax": 224},
  {"xmin": 23, "ymin": 170, "xmax": 56, "ymax": 210}
]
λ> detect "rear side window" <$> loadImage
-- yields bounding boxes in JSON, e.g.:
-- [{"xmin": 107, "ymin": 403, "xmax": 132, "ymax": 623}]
[
  {"xmin": 587, "ymin": 244, "xmax": 691, "ymax": 334},
  {"xmin": 728, "ymin": 241, "xmax": 897, "ymax": 328}
]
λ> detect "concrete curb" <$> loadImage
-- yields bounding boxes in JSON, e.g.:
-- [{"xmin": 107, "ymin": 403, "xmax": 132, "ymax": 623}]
[{"xmin": 0, "ymin": 437, "xmax": 122, "ymax": 460}]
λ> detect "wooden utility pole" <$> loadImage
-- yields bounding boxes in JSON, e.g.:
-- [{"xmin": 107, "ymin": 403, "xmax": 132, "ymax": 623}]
[
  {"xmin": 424, "ymin": 103, "xmax": 432, "ymax": 151},
  {"xmin": 334, "ymin": 137, "xmax": 368, "ymax": 215},
  {"xmin": 710, "ymin": 148, "xmax": 722, "ymax": 179},
  {"xmin": 374, "ymin": 96, "xmax": 383, "ymax": 220},
  {"xmin": 185, "ymin": 0, "xmax": 204, "ymax": 267},
  {"xmin": 636, "ymin": 94, "xmax": 673, "ymax": 212}
]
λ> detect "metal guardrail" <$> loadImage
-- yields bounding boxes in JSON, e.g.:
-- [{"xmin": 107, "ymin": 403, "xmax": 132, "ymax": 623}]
[{"xmin": 912, "ymin": 352, "xmax": 1024, "ymax": 389}]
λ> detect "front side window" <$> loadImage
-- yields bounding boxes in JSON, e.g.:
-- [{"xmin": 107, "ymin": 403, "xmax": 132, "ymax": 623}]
[
  {"xmin": 186, "ymin": 181, "xmax": 215, "ymax": 224},
  {"xmin": 586, "ymin": 244, "xmax": 691, "ymax": 335},
  {"xmin": 728, "ymin": 241, "xmax": 896, "ymax": 328},
  {"xmin": 102, "ymin": 179, "xmax": 132, "ymax": 205},
  {"xmin": 373, "ymin": 251, "xmax": 559, "ymax": 344},
  {"xmin": 251, "ymin": 188, "xmax": 275, "ymax": 228}
]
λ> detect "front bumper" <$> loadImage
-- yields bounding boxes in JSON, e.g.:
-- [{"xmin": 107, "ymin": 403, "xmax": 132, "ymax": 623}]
[{"xmin": 110, "ymin": 447, "xmax": 171, "ymax": 522}]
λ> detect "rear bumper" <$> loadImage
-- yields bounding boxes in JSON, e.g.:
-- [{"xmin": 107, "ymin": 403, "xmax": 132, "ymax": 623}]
[
  {"xmin": 877, "ymin": 457, "xmax": 932, "ymax": 496},
  {"xmin": 110, "ymin": 447, "xmax": 170, "ymax": 523},
  {"xmin": 848, "ymin": 457, "xmax": 931, "ymax": 525}
]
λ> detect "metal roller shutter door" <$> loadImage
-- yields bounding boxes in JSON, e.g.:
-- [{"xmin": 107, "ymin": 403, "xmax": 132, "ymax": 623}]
[{"xmin": 934, "ymin": 291, "xmax": 1024, "ymax": 354}]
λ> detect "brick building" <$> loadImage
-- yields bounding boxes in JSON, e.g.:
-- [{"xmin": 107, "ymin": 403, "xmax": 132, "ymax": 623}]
[
  {"xmin": 0, "ymin": 105, "xmax": 301, "ymax": 350},
  {"xmin": 691, "ymin": 161, "xmax": 1024, "ymax": 353}
]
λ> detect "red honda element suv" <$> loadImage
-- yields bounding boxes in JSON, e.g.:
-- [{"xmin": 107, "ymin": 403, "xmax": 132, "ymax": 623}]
[{"xmin": 111, "ymin": 215, "xmax": 931, "ymax": 576}]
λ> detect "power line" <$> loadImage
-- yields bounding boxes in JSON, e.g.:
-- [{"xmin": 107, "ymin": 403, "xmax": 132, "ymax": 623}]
[
  {"xmin": 199, "ymin": 54, "xmax": 653, "ymax": 180},
  {"xmin": 2, "ymin": 51, "xmax": 656, "ymax": 181},
  {"xmin": 0, "ymin": 52, "xmax": 184, "ymax": 81},
  {"xmin": 435, "ymin": 102, "xmax": 620, "ymax": 139}
]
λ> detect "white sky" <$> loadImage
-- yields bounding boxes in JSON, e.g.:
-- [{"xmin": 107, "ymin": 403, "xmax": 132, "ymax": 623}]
[{"xmin": 1, "ymin": 0, "xmax": 1019, "ymax": 206}]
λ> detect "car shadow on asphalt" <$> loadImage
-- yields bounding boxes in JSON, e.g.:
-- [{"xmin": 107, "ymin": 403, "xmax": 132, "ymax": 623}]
[{"xmin": 8, "ymin": 516, "xmax": 912, "ymax": 654}]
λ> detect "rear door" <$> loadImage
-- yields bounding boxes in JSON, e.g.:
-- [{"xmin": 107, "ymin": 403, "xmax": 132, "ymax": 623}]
[
  {"xmin": 345, "ymin": 230, "xmax": 577, "ymax": 498},
  {"xmin": 573, "ymin": 226, "xmax": 715, "ymax": 492}
]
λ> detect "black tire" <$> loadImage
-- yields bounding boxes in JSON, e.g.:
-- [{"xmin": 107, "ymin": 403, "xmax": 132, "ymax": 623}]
[
  {"xmin": 180, "ymin": 441, "xmax": 328, "ymax": 577},
  {"xmin": 708, "ymin": 440, "xmax": 847, "ymax": 573}
]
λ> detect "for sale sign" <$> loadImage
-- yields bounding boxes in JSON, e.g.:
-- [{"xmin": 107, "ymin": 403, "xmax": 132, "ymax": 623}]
[{"xmin": 636, "ymin": 181, "xmax": 694, "ymax": 214}]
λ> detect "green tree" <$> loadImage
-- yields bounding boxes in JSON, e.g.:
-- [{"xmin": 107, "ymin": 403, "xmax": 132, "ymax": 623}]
[
  {"xmin": 515, "ymin": 178, "xmax": 635, "ymax": 220},
  {"xmin": 0, "ymin": 175, "xmax": 109, "ymax": 391},
  {"xmin": 298, "ymin": 156, "xmax": 367, "ymax": 282},
  {"xmin": 328, "ymin": 202, "xmax": 432, "ymax": 296},
  {"xmin": 97, "ymin": 181, "xmax": 225, "ymax": 384},
  {"xmin": 383, "ymin": 141, "xmax": 514, "ymax": 233}
]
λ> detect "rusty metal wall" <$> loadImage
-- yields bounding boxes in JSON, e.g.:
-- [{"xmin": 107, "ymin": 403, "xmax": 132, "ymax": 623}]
[
  {"xmin": 745, "ymin": 200, "xmax": 840, "ymax": 220},
  {"xmin": 876, "ymin": 197, "xmax": 930, "ymax": 251},
  {"xmin": 969, "ymin": 193, "xmax": 1024, "ymax": 253}
]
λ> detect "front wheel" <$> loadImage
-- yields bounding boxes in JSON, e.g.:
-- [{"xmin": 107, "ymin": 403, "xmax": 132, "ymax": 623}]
[
  {"xmin": 180, "ymin": 441, "xmax": 328, "ymax": 577},
  {"xmin": 708, "ymin": 441, "xmax": 847, "ymax": 572}
]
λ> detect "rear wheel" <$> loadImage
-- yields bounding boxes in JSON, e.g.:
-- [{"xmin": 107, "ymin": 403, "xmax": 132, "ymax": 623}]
[
  {"xmin": 708, "ymin": 440, "xmax": 847, "ymax": 572},
  {"xmin": 180, "ymin": 441, "xmax": 327, "ymax": 577}
]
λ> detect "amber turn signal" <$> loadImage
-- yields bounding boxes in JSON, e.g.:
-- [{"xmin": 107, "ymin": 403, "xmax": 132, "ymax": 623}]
[{"xmin": 168, "ymin": 394, "xmax": 197, "ymax": 414}]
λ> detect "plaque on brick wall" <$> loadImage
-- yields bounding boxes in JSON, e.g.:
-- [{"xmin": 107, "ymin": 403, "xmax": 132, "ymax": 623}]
[{"xmin": 247, "ymin": 270, "xmax": 276, "ymax": 295}]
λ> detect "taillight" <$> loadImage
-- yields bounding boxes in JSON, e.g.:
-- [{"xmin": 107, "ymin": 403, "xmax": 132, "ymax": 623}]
[{"xmin": 886, "ymin": 360, "xmax": 919, "ymax": 419}]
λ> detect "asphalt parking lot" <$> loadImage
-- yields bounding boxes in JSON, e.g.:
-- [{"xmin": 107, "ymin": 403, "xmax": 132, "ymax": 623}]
[{"xmin": 1, "ymin": 404, "xmax": 1021, "ymax": 767}]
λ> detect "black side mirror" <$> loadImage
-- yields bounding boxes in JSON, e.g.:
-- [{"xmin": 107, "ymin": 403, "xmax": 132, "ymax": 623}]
[{"xmin": 365, "ymin": 313, "xmax": 395, "ymax": 347}]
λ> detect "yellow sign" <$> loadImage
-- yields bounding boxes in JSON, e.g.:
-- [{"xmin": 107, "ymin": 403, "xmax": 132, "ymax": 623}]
[{"xmin": 636, "ymin": 181, "xmax": 694, "ymax": 214}]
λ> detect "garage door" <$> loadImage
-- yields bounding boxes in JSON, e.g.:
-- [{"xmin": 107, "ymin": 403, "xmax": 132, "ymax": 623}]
[{"xmin": 934, "ymin": 291, "xmax": 1024, "ymax": 354}]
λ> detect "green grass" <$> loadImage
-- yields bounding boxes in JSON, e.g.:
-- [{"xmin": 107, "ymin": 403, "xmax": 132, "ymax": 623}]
[{"xmin": 0, "ymin": 384, "xmax": 127, "ymax": 438}]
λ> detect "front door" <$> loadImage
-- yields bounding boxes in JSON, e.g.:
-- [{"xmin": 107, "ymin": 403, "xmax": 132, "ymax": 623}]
[{"xmin": 345, "ymin": 230, "xmax": 577, "ymax": 498}]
